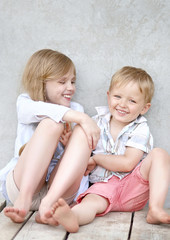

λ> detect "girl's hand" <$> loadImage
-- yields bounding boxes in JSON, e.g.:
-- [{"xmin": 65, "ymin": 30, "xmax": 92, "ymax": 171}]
[
  {"xmin": 84, "ymin": 156, "xmax": 96, "ymax": 176},
  {"xmin": 60, "ymin": 122, "xmax": 72, "ymax": 146},
  {"xmin": 62, "ymin": 110, "xmax": 100, "ymax": 149},
  {"xmin": 80, "ymin": 115, "xmax": 100, "ymax": 150}
]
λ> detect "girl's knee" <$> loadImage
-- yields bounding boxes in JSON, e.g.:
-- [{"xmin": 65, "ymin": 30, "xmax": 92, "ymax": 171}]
[
  {"xmin": 72, "ymin": 125, "xmax": 86, "ymax": 138},
  {"xmin": 73, "ymin": 124, "xmax": 83, "ymax": 132},
  {"xmin": 38, "ymin": 118, "xmax": 64, "ymax": 135}
]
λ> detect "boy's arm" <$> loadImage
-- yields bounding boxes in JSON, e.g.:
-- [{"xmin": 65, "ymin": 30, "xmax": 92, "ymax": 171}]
[{"xmin": 93, "ymin": 147, "xmax": 144, "ymax": 172}]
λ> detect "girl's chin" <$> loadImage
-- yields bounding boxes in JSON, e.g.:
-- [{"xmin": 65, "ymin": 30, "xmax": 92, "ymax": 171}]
[
  {"xmin": 52, "ymin": 98, "xmax": 71, "ymax": 107},
  {"xmin": 61, "ymin": 100, "xmax": 71, "ymax": 107}
]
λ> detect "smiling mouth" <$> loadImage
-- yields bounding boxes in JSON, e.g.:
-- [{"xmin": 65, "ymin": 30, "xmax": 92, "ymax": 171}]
[
  {"xmin": 116, "ymin": 109, "xmax": 128, "ymax": 115},
  {"xmin": 63, "ymin": 94, "xmax": 72, "ymax": 100}
]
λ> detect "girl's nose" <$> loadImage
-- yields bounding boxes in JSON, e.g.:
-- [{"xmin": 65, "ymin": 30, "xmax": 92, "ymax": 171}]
[{"xmin": 66, "ymin": 81, "xmax": 75, "ymax": 91}]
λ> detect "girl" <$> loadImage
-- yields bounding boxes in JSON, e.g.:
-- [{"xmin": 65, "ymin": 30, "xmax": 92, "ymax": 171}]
[{"xmin": 0, "ymin": 49, "xmax": 100, "ymax": 225}]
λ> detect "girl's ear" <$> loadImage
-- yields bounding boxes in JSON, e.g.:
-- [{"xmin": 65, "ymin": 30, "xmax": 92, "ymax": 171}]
[{"xmin": 141, "ymin": 103, "xmax": 151, "ymax": 115}]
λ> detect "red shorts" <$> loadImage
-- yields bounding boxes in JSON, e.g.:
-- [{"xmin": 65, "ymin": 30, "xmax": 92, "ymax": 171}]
[{"xmin": 77, "ymin": 163, "xmax": 149, "ymax": 216}]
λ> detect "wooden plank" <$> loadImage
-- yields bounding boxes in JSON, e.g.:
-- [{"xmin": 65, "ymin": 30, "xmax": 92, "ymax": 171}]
[
  {"xmin": 14, "ymin": 211, "xmax": 67, "ymax": 240},
  {"xmin": 0, "ymin": 193, "xmax": 6, "ymax": 211},
  {"xmin": 131, "ymin": 208, "xmax": 170, "ymax": 240},
  {"xmin": 68, "ymin": 212, "xmax": 132, "ymax": 240},
  {"xmin": 0, "ymin": 211, "xmax": 33, "ymax": 240}
]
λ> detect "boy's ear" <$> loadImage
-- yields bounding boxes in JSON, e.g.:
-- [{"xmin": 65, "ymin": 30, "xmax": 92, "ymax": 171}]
[
  {"xmin": 141, "ymin": 103, "xmax": 151, "ymax": 115},
  {"xmin": 107, "ymin": 91, "xmax": 109, "ymax": 97},
  {"xmin": 107, "ymin": 91, "xmax": 110, "ymax": 104}
]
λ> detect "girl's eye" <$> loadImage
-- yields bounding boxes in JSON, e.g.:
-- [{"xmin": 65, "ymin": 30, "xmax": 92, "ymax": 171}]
[
  {"xmin": 71, "ymin": 81, "xmax": 76, "ymax": 84},
  {"xmin": 59, "ymin": 81, "xmax": 65, "ymax": 84}
]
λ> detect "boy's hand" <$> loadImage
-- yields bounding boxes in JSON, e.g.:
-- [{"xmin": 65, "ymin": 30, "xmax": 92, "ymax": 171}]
[
  {"xmin": 84, "ymin": 156, "xmax": 97, "ymax": 176},
  {"xmin": 60, "ymin": 122, "xmax": 72, "ymax": 146}
]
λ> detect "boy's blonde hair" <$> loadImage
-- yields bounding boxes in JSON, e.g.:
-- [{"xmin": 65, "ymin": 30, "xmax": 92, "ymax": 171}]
[
  {"xmin": 109, "ymin": 66, "xmax": 154, "ymax": 103},
  {"xmin": 22, "ymin": 49, "xmax": 75, "ymax": 101}
]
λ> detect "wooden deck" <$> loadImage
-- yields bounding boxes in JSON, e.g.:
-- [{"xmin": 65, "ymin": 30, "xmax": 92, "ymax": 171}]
[{"xmin": 0, "ymin": 196, "xmax": 170, "ymax": 240}]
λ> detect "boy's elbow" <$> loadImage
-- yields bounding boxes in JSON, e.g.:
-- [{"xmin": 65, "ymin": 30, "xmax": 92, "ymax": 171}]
[
  {"xmin": 126, "ymin": 166, "xmax": 134, "ymax": 172},
  {"xmin": 124, "ymin": 162, "xmax": 137, "ymax": 172}
]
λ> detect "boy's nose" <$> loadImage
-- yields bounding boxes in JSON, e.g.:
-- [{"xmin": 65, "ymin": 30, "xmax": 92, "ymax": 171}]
[{"xmin": 119, "ymin": 98, "xmax": 127, "ymax": 107}]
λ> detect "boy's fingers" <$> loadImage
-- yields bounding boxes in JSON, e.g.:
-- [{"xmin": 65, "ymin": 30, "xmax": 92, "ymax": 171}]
[
  {"xmin": 65, "ymin": 122, "xmax": 71, "ymax": 132},
  {"xmin": 84, "ymin": 169, "xmax": 90, "ymax": 176}
]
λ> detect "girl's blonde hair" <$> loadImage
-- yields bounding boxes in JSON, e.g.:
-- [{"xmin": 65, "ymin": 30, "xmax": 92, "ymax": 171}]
[
  {"xmin": 109, "ymin": 66, "xmax": 154, "ymax": 103},
  {"xmin": 21, "ymin": 49, "xmax": 75, "ymax": 101}
]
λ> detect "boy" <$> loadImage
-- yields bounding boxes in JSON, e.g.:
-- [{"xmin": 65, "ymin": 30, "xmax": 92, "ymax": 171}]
[{"xmin": 50, "ymin": 66, "xmax": 170, "ymax": 232}]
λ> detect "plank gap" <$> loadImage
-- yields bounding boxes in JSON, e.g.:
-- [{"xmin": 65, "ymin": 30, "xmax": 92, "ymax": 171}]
[
  {"xmin": 63, "ymin": 231, "xmax": 70, "ymax": 240},
  {"xmin": 11, "ymin": 211, "xmax": 35, "ymax": 240},
  {"xmin": 0, "ymin": 200, "xmax": 6, "ymax": 212},
  {"xmin": 127, "ymin": 212, "xmax": 135, "ymax": 240}
]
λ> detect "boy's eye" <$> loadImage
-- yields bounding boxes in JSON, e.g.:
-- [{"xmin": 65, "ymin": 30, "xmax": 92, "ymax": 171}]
[
  {"xmin": 114, "ymin": 95, "xmax": 121, "ymax": 99},
  {"xmin": 129, "ymin": 99, "xmax": 136, "ymax": 103}
]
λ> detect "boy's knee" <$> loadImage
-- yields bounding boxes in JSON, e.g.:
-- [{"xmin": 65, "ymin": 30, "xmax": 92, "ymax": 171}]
[
  {"xmin": 151, "ymin": 148, "xmax": 170, "ymax": 164},
  {"xmin": 152, "ymin": 148, "xmax": 169, "ymax": 157}
]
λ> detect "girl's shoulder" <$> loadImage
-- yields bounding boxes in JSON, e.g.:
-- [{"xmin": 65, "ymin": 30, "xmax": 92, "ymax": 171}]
[{"xmin": 17, "ymin": 93, "xmax": 31, "ymax": 102}]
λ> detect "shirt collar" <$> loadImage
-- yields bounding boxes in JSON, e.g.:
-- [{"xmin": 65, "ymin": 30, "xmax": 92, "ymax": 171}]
[{"xmin": 95, "ymin": 106, "xmax": 109, "ymax": 116}]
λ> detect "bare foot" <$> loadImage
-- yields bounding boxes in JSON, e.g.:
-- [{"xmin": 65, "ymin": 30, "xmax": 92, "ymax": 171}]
[
  {"xmin": 4, "ymin": 207, "xmax": 27, "ymax": 223},
  {"xmin": 35, "ymin": 210, "xmax": 58, "ymax": 226},
  {"xmin": 52, "ymin": 198, "xmax": 79, "ymax": 233},
  {"xmin": 147, "ymin": 208, "xmax": 170, "ymax": 224},
  {"xmin": 35, "ymin": 199, "xmax": 59, "ymax": 226}
]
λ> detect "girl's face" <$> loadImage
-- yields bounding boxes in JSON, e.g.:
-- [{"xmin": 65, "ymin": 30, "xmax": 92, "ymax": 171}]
[
  {"xmin": 45, "ymin": 66, "xmax": 76, "ymax": 107},
  {"xmin": 107, "ymin": 82, "xmax": 151, "ymax": 127}
]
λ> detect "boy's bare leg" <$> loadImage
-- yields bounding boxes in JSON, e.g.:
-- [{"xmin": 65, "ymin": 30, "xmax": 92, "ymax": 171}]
[
  {"xmin": 140, "ymin": 148, "xmax": 170, "ymax": 224},
  {"xmin": 36, "ymin": 125, "xmax": 92, "ymax": 225},
  {"xmin": 4, "ymin": 119, "xmax": 63, "ymax": 223},
  {"xmin": 52, "ymin": 194, "xmax": 108, "ymax": 232}
]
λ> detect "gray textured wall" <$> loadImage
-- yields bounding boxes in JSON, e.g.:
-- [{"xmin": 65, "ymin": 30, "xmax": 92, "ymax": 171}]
[{"xmin": 0, "ymin": 0, "xmax": 170, "ymax": 206}]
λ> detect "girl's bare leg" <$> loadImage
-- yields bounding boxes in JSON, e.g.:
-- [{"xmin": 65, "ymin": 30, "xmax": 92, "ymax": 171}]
[
  {"xmin": 52, "ymin": 194, "xmax": 108, "ymax": 233},
  {"xmin": 140, "ymin": 148, "xmax": 170, "ymax": 224},
  {"xmin": 4, "ymin": 118, "xmax": 64, "ymax": 223},
  {"xmin": 37, "ymin": 125, "xmax": 91, "ymax": 223}
]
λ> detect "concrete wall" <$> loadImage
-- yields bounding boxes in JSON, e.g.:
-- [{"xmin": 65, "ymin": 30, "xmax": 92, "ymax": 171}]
[{"xmin": 0, "ymin": 0, "xmax": 170, "ymax": 206}]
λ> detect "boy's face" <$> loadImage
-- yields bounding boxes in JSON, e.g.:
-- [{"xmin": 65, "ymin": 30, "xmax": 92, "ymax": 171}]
[
  {"xmin": 45, "ymin": 66, "xmax": 76, "ymax": 107},
  {"xmin": 107, "ymin": 82, "xmax": 151, "ymax": 126}
]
